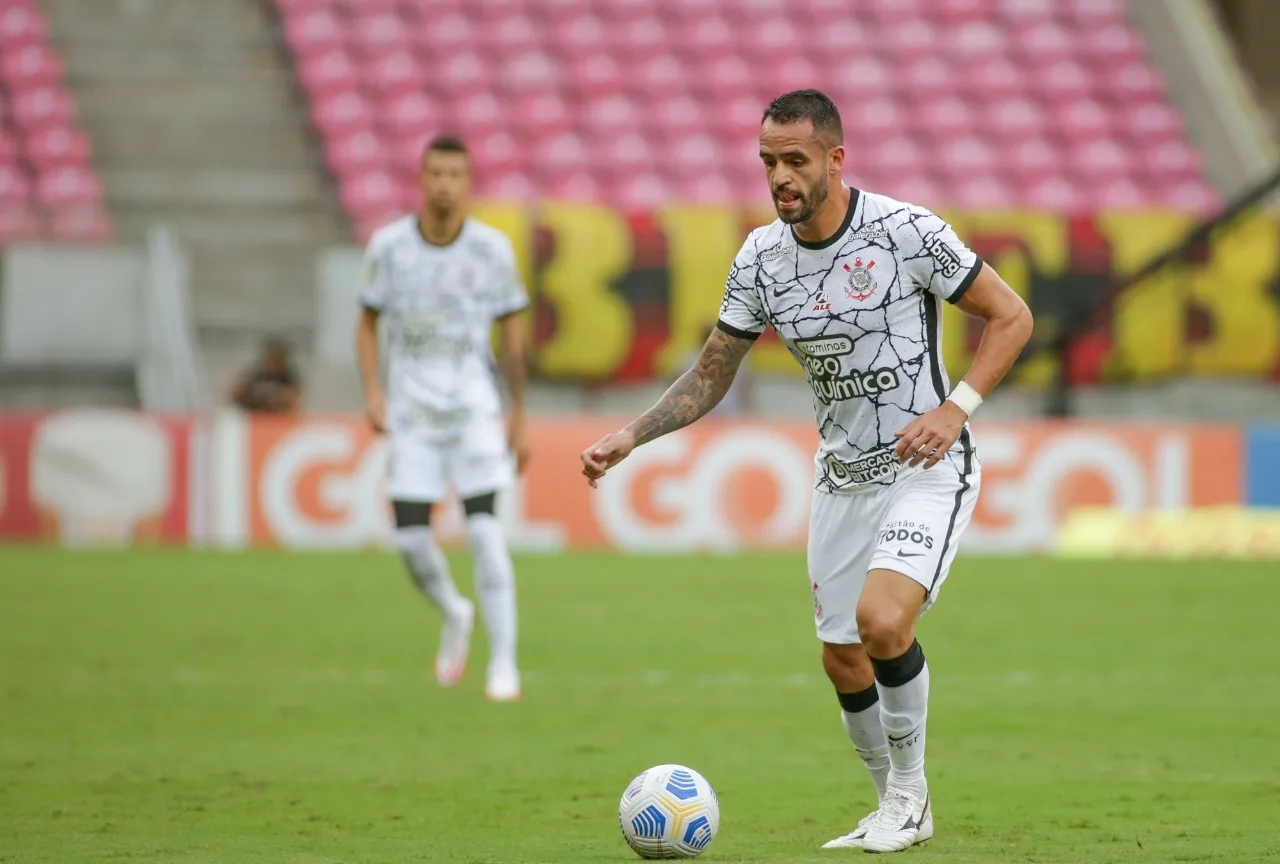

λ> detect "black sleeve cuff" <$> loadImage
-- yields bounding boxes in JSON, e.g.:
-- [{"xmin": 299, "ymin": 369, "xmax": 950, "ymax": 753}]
[
  {"xmin": 716, "ymin": 319, "xmax": 763, "ymax": 341},
  {"xmin": 945, "ymin": 256, "xmax": 984, "ymax": 304}
]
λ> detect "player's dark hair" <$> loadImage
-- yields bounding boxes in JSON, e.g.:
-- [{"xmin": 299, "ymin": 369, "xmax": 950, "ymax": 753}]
[
  {"xmin": 761, "ymin": 89, "xmax": 844, "ymax": 146},
  {"xmin": 425, "ymin": 133, "xmax": 468, "ymax": 156}
]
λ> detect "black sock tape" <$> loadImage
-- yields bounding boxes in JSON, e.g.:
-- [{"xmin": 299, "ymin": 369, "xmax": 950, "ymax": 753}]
[
  {"xmin": 837, "ymin": 684, "xmax": 879, "ymax": 714},
  {"xmin": 870, "ymin": 639, "xmax": 926, "ymax": 688}
]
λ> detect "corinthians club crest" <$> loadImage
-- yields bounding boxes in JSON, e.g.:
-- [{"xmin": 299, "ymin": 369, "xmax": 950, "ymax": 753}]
[{"xmin": 843, "ymin": 257, "xmax": 878, "ymax": 302}]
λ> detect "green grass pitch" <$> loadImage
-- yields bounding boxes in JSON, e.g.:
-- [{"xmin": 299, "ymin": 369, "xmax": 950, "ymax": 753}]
[{"xmin": 2, "ymin": 546, "xmax": 1278, "ymax": 863}]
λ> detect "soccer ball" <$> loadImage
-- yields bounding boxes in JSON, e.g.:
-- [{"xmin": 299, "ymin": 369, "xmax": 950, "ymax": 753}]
[{"xmin": 618, "ymin": 764, "xmax": 720, "ymax": 859}]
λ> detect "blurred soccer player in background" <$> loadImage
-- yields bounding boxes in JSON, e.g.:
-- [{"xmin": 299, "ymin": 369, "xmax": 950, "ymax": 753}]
[{"xmin": 356, "ymin": 135, "xmax": 530, "ymax": 702}]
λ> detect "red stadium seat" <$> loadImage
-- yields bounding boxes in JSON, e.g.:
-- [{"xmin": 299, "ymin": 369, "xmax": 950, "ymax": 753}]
[
  {"xmin": 310, "ymin": 90, "xmax": 373, "ymax": 139},
  {"xmin": 0, "ymin": 44, "xmax": 63, "ymax": 88},
  {"xmin": 35, "ymin": 166, "xmax": 104, "ymax": 207},
  {"xmin": 296, "ymin": 47, "xmax": 358, "ymax": 97},
  {"xmin": 325, "ymin": 129, "xmax": 388, "ymax": 179},
  {"xmin": 0, "ymin": 164, "xmax": 31, "ymax": 204},
  {"xmin": 0, "ymin": 5, "xmax": 48, "ymax": 47},
  {"xmin": 273, "ymin": 0, "xmax": 1216, "ymax": 214},
  {"xmin": 10, "ymin": 86, "xmax": 76, "ymax": 131},
  {"xmin": 23, "ymin": 126, "xmax": 92, "ymax": 169}
]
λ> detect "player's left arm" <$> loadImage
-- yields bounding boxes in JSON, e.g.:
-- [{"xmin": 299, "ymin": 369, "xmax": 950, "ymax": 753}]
[
  {"xmin": 895, "ymin": 262, "xmax": 1033, "ymax": 468},
  {"xmin": 495, "ymin": 309, "xmax": 530, "ymax": 473},
  {"xmin": 492, "ymin": 236, "xmax": 532, "ymax": 473}
]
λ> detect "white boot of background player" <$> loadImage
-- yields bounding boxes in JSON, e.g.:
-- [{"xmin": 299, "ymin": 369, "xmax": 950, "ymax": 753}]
[
  {"xmin": 467, "ymin": 513, "xmax": 520, "ymax": 701},
  {"xmin": 394, "ymin": 525, "xmax": 474, "ymax": 687}
]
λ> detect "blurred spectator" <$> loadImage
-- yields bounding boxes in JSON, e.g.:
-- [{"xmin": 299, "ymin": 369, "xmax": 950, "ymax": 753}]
[{"xmin": 228, "ymin": 337, "xmax": 302, "ymax": 413}]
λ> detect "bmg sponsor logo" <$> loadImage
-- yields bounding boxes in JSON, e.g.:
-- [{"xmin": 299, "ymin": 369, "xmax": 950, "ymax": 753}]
[{"xmin": 922, "ymin": 231, "xmax": 962, "ymax": 279}]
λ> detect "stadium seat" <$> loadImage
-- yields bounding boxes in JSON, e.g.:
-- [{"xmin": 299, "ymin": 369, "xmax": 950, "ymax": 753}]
[
  {"xmin": 35, "ymin": 166, "xmax": 103, "ymax": 208},
  {"xmin": 46, "ymin": 205, "xmax": 113, "ymax": 244},
  {"xmin": 272, "ymin": 0, "xmax": 1217, "ymax": 217},
  {"xmin": 23, "ymin": 126, "xmax": 93, "ymax": 170}
]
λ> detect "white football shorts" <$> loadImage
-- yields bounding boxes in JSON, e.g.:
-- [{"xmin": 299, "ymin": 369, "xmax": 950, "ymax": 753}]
[
  {"xmin": 385, "ymin": 415, "xmax": 513, "ymax": 503},
  {"xmin": 807, "ymin": 452, "xmax": 981, "ymax": 645}
]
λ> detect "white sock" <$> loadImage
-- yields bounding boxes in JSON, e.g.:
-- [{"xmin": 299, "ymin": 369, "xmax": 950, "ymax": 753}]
[
  {"xmin": 838, "ymin": 686, "xmax": 890, "ymax": 802},
  {"xmin": 393, "ymin": 526, "xmax": 469, "ymax": 619},
  {"xmin": 872, "ymin": 640, "xmax": 930, "ymax": 797},
  {"xmin": 466, "ymin": 513, "xmax": 518, "ymax": 671}
]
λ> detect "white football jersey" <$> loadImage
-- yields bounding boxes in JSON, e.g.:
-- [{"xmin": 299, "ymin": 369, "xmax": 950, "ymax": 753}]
[
  {"xmin": 717, "ymin": 188, "xmax": 982, "ymax": 491},
  {"xmin": 360, "ymin": 215, "xmax": 528, "ymax": 436}
]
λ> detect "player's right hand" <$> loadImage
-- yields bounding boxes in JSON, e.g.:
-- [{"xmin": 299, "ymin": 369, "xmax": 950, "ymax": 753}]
[
  {"xmin": 580, "ymin": 430, "xmax": 636, "ymax": 488},
  {"xmin": 364, "ymin": 389, "xmax": 388, "ymax": 433}
]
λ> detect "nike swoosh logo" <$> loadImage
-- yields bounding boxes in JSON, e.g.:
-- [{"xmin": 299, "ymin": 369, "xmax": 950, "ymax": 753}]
[
  {"xmin": 887, "ymin": 726, "xmax": 919, "ymax": 743},
  {"xmin": 771, "ymin": 285, "xmax": 790, "ymax": 297},
  {"xmin": 897, "ymin": 550, "xmax": 926, "ymax": 558},
  {"xmin": 901, "ymin": 793, "xmax": 929, "ymax": 832}
]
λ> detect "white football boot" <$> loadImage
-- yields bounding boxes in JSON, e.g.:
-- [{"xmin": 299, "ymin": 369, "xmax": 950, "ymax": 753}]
[
  {"xmin": 821, "ymin": 807, "xmax": 880, "ymax": 849},
  {"xmin": 484, "ymin": 661, "xmax": 521, "ymax": 702},
  {"xmin": 434, "ymin": 599, "xmax": 474, "ymax": 687},
  {"xmin": 860, "ymin": 786, "xmax": 933, "ymax": 853}
]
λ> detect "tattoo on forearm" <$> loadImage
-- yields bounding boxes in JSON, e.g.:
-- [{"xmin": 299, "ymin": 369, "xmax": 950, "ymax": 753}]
[{"xmin": 627, "ymin": 330, "xmax": 751, "ymax": 446}]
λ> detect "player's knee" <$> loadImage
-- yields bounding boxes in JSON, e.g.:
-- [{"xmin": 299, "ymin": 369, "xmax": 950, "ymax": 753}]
[
  {"xmin": 855, "ymin": 603, "xmax": 914, "ymax": 657},
  {"xmin": 462, "ymin": 492, "xmax": 497, "ymax": 517},
  {"xmin": 822, "ymin": 642, "xmax": 874, "ymax": 691}
]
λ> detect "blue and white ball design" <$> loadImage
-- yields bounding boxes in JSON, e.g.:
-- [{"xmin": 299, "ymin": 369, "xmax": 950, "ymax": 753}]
[{"xmin": 618, "ymin": 764, "xmax": 719, "ymax": 859}]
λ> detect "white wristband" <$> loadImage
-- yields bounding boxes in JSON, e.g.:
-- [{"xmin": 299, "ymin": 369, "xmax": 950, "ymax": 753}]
[{"xmin": 946, "ymin": 380, "xmax": 983, "ymax": 417}]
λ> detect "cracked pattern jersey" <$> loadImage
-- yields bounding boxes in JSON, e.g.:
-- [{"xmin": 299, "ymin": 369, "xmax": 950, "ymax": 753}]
[{"xmin": 717, "ymin": 188, "xmax": 983, "ymax": 492}]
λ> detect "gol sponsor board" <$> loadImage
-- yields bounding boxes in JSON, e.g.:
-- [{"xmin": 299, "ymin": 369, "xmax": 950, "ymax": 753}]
[{"xmin": 233, "ymin": 415, "xmax": 1243, "ymax": 554}]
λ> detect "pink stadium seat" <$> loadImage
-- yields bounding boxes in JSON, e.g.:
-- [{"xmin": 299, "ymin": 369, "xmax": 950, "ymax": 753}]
[
  {"xmin": 516, "ymin": 92, "xmax": 574, "ymax": 137},
  {"xmin": 481, "ymin": 13, "xmax": 545, "ymax": 54},
  {"xmin": 0, "ymin": 5, "xmax": 48, "ymax": 47},
  {"xmin": 10, "ymin": 86, "xmax": 75, "ymax": 131},
  {"xmin": 1027, "ymin": 175, "xmax": 1085, "ymax": 212},
  {"xmin": 955, "ymin": 175, "xmax": 1017, "ymax": 208},
  {"xmin": 34, "ymin": 166, "xmax": 103, "ymax": 207},
  {"xmin": 347, "ymin": 10, "xmax": 410, "ymax": 56},
  {"xmin": 499, "ymin": 51, "xmax": 562, "ymax": 96},
  {"xmin": 272, "ymin": 0, "xmax": 1217, "ymax": 220},
  {"xmin": 471, "ymin": 129, "xmax": 528, "ymax": 177},
  {"xmin": 296, "ymin": 47, "xmax": 358, "ymax": 97},
  {"xmin": 475, "ymin": 170, "xmax": 538, "ymax": 206},
  {"xmin": 310, "ymin": 90, "xmax": 372, "ymax": 139},
  {"xmin": 998, "ymin": 0, "xmax": 1056, "ymax": 21},
  {"xmin": 340, "ymin": 170, "xmax": 404, "ymax": 224},
  {"xmin": 325, "ymin": 129, "xmax": 388, "ymax": 179},
  {"xmin": 380, "ymin": 91, "xmax": 442, "ymax": 140},
  {"xmin": 23, "ymin": 126, "xmax": 92, "ymax": 169},
  {"xmin": 421, "ymin": 11, "xmax": 475, "ymax": 46},
  {"xmin": 1162, "ymin": 180, "xmax": 1221, "ymax": 213},
  {"xmin": 282, "ymin": 9, "xmax": 343, "ymax": 55},
  {"xmin": 635, "ymin": 54, "xmax": 686, "ymax": 97},
  {"xmin": 46, "ymin": 205, "xmax": 112, "ymax": 244},
  {"xmin": 0, "ymin": 164, "xmax": 30, "ymax": 203},
  {"xmin": 570, "ymin": 53, "xmax": 624, "ymax": 96},
  {"xmin": 0, "ymin": 132, "xmax": 18, "ymax": 163},
  {"xmin": 432, "ymin": 51, "xmax": 493, "ymax": 100},
  {"xmin": 1, "ymin": 44, "xmax": 63, "ymax": 88},
  {"xmin": 362, "ymin": 49, "xmax": 424, "ymax": 100}
]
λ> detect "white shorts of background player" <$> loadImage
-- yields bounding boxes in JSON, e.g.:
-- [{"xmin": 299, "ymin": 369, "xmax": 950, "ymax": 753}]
[
  {"xmin": 808, "ymin": 454, "xmax": 981, "ymax": 645},
  {"xmin": 386, "ymin": 417, "xmax": 514, "ymax": 503}
]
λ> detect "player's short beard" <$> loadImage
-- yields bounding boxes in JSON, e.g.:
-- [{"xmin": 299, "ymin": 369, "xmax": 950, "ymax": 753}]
[{"xmin": 775, "ymin": 174, "xmax": 829, "ymax": 225}]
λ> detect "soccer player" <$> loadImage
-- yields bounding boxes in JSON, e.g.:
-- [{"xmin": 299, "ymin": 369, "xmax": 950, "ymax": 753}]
[
  {"xmin": 357, "ymin": 134, "xmax": 529, "ymax": 703},
  {"xmin": 580, "ymin": 90, "xmax": 1033, "ymax": 851}
]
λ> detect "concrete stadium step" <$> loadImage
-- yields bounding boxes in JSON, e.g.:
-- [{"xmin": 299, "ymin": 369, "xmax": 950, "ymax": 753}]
[
  {"xmin": 101, "ymin": 169, "xmax": 326, "ymax": 208},
  {"xmin": 47, "ymin": 0, "xmax": 347, "ymax": 368},
  {"xmin": 113, "ymin": 209, "xmax": 344, "ymax": 247}
]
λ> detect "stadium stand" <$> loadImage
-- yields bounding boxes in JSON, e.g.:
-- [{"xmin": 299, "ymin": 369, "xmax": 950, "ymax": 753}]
[
  {"xmin": 273, "ymin": 0, "xmax": 1222, "ymax": 241},
  {"xmin": 0, "ymin": 0, "xmax": 110, "ymax": 244}
]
